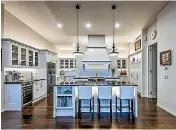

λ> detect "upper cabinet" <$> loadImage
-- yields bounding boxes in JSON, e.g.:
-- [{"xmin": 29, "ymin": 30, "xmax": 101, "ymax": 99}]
[
  {"xmin": 59, "ymin": 58, "xmax": 76, "ymax": 69},
  {"xmin": 21, "ymin": 47, "xmax": 27, "ymax": 66},
  {"xmin": 40, "ymin": 50, "xmax": 57, "ymax": 64},
  {"xmin": 117, "ymin": 58, "xmax": 127, "ymax": 69},
  {"xmin": 2, "ymin": 39, "xmax": 40, "ymax": 67}
]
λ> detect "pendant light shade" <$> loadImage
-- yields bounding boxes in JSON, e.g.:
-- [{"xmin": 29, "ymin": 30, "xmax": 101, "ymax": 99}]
[
  {"xmin": 72, "ymin": 5, "xmax": 83, "ymax": 55},
  {"xmin": 109, "ymin": 5, "xmax": 119, "ymax": 56}
]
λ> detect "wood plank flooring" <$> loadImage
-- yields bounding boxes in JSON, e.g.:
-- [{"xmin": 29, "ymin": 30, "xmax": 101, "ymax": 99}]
[{"xmin": 1, "ymin": 94, "xmax": 176, "ymax": 129}]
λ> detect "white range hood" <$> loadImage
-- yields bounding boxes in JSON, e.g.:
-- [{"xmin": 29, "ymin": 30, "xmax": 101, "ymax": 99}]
[{"xmin": 82, "ymin": 35, "xmax": 111, "ymax": 66}]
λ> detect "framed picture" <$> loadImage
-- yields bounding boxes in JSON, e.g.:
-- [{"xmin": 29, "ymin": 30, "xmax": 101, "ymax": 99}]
[
  {"xmin": 135, "ymin": 39, "xmax": 141, "ymax": 51},
  {"xmin": 160, "ymin": 50, "xmax": 171, "ymax": 65}
]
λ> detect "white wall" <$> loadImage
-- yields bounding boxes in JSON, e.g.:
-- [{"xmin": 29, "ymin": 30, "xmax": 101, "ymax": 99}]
[
  {"xmin": 157, "ymin": 2, "xmax": 176, "ymax": 116},
  {"xmin": 4, "ymin": 10, "xmax": 56, "ymax": 52},
  {"xmin": 1, "ymin": 4, "xmax": 5, "ymax": 112},
  {"xmin": 147, "ymin": 21, "xmax": 157, "ymax": 46}
]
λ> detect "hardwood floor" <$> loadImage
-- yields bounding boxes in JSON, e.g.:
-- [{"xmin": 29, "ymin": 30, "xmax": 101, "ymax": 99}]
[{"xmin": 1, "ymin": 95, "xmax": 176, "ymax": 129}]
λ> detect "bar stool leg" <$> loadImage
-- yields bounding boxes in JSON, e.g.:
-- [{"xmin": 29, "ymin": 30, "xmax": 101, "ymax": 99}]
[
  {"xmin": 128, "ymin": 99, "xmax": 131, "ymax": 120},
  {"xmin": 120, "ymin": 99, "xmax": 122, "ymax": 120},
  {"xmin": 131, "ymin": 99, "xmax": 134, "ymax": 123},
  {"xmin": 110, "ymin": 99, "xmax": 112, "ymax": 121},
  {"xmin": 78, "ymin": 99, "xmax": 81, "ymax": 119},
  {"xmin": 98, "ymin": 98, "xmax": 100, "ymax": 119},
  {"xmin": 90, "ymin": 99, "xmax": 92, "ymax": 120},
  {"xmin": 93, "ymin": 97, "xmax": 94, "ymax": 117},
  {"xmin": 115, "ymin": 97, "xmax": 117, "ymax": 119}
]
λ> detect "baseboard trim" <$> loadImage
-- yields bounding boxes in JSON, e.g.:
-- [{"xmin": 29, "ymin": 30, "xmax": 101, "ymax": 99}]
[
  {"xmin": 32, "ymin": 94, "xmax": 46, "ymax": 104},
  {"xmin": 157, "ymin": 103, "xmax": 176, "ymax": 117},
  {"xmin": 141, "ymin": 94, "xmax": 148, "ymax": 98},
  {"xmin": 1, "ymin": 109, "xmax": 5, "ymax": 112}
]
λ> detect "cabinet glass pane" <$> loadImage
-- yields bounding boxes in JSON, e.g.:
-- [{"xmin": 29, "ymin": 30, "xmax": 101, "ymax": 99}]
[
  {"xmin": 57, "ymin": 87, "xmax": 72, "ymax": 94},
  {"xmin": 35, "ymin": 52, "xmax": 39, "ymax": 66},
  {"xmin": 57, "ymin": 96, "xmax": 72, "ymax": 107},
  {"xmin": 75, "ymin": 60, "xmax": 76, "ymax": 68},
  {"xmin": 21, "ymin": 48, "xmax": 26, "ymax": 66},
  {"xmin": 122, "ymin": 60, "xmax": 126, "ymax": 68},
  {"xmin": 70, "ymin": 60, "xmax": 73, "ymax": 68},
  {"xmin": 12, "ymin": 45, "xmax": 18, "ymax": 65},
  {"xmin": 60, "ymin": 60, "xmax": 64, "ymax": 68},
  {"xmin": 29, "ymin": 50, "xmax": 33, "ymax": 66},
  {"xmin": 65, "ymin": 60, "xmax": 69, "ymax": 68},
  {"xmin": 117, "ymin": 60, "xmax": 121, "ymax": 68}
]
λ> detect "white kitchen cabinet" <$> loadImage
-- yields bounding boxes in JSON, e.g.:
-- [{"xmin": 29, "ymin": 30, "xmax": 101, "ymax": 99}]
[
  {"xmin": 59, "ymin": 58, "xmax": 76, "ymax": 69},
  {"xmin": 33, "ymin": 81, "xmax": 40, "ymax": 100},
  {"xmin": 2, "ymin": 38, "xmax": 40, "ymax": 68},
  {"xmin": 40, "ymin": 50, "xmax": 57, "ymax": 63},
  {"xmin": 117, "ymin": 58, "xmax": 127, "ymax": 69},
  {"xmin": 129, "ymin": 52, "xmax": 142, "ymax": 95},
  {"xmin": 33, "ymin": 80, "xmax": 47, "ymax": 102},
  {"xmin": 41, "ymin": 80, "xmax": 47, "ymax": 97}
]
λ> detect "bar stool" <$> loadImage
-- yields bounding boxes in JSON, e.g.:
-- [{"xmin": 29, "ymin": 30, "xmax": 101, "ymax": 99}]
[
  {"xmin": 78, "ymin": 86, "xmax": 94, "ymax": 120},
  {"xmin": 98, "ymin": 86, "xmax": 112, "ymax": 119},
  {"xmin": 116, "ymin": 86, "xmax": 135, "ymax": 123}
]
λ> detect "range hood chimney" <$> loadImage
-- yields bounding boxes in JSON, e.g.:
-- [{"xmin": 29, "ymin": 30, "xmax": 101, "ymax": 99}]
[{"xmin": 82, "ymin": 35, "xmax": 111, "ymax": 66}]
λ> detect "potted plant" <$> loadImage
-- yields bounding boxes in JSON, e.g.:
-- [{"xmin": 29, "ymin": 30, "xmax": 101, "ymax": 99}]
[{"xmin": 111, "ymin": 67, "xmax": 116, "ymax": 77}]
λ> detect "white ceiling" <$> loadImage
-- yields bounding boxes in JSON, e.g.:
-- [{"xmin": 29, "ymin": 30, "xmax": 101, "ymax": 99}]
[{"xmin": 3, "ymin": 1, "xmax": 168, "ymax": 46}]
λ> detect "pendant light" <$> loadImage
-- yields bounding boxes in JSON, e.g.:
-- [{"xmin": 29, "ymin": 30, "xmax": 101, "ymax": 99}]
[
  {"xmin": 109, "ymin": 5, "xmax": 119, "ymax": 56},
  {"xmin": 72, "ymin": 5, "xmax": 83, "ymax": 56}
]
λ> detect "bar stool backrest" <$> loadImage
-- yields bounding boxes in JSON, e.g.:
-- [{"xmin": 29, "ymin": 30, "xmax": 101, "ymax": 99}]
[
  {"xmin": 98, "ymin": 86, "xmax": 112, "ymax": 99},
  {"xmin": 120, "ymin": 86, "xmax": 134, "ymax": 99},
  {"xmin": 78, "ymin": 86, "xmax": 92, "ymax": 99}
]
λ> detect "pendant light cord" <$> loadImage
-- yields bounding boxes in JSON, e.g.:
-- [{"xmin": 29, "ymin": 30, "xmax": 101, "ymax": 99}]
[
  {"xmin": 113, "ymin": 7, "xmax": 114, "ymax": 45},
  {"xmin": 77, "ymin": 6, "xmax": 79, "ymax": 51},
  {"xmin": 112, "ymin": 5, "xmax": 116, "ymax": 51}
]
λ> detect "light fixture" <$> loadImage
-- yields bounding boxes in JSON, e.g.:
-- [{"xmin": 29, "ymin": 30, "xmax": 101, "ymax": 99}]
[
  {"xmin": 85, "ymin": 23, "xmax": 91, "ymax": 28},
  {"xmin": 73, "ymin": 43, "xmax": 75, "ymax": 47},
  {"xmin": 115, "ymin": 22, "xmax": 120, "ymax": 28},
  {"xmin": 109, "ymin": 5, "xmax": 119, "ymax": 56},
  {"xmin": 72, "ymin": 5, "xmax": 84, "ymax": 56},
  {"xmin": 57, "ymin": 23, "xmax": 63, "ymax": 28}
]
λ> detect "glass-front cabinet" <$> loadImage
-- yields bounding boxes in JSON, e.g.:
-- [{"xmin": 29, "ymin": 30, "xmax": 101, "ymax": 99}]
[
  {"xmin": 59, "ymin": 59, "xmax": 76, "ymax": 69},
  {"xmin": 12, "ymin": 44, "xmax": 19, "ymax": 65},
  {"xmin": 28, "ymin": 50, "xmax": 33, "ymax": 66},
  {"xmin": 21, "ymin": 48, "xmax": 26, "ymax": 66},
  {"xmin": 34, "ymin": 51, "xmax": 39, "ymax": 66},
  {"xmin": 117, "ymin": 58, "xmax": 127, "ymax": 69},
  {"xmin": 2, "ymin": 39, "xmax": 40, "ymax": 67}
]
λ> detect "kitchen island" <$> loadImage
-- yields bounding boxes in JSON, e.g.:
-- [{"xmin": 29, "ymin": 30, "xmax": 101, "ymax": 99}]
[{"xmin": 53, "ymin": 81, "xmax": 138, "ymax": 118}]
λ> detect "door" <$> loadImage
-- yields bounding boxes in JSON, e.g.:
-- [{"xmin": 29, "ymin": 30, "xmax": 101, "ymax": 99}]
[{"xmin": 148, "ymin": 43, "xmax": 157, "ymax": 98}]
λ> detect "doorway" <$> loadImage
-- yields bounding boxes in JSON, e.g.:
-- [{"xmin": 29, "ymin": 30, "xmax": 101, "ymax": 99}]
[{"xmin": 148, "ymin": 43, "xmax": 157, "ymax": 98}]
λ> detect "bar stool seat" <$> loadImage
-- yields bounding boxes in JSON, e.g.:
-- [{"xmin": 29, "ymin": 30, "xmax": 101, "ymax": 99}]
[
  {"xmin": 98, "ymin": 86, "xmax": 112, "ymax": 119},
  {"xmin": 115, "ymin": 86, "xmax": 135, "ymax": 123},
  {"xmin": 78, "ymin": 86, "xmax": 94, "ymax": 120}
]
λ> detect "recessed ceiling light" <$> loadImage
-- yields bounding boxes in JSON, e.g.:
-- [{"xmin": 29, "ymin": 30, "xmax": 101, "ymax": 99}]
[
  {"xmin": 85, "ymin": 23, "xmax": 91, "ymax": 28},
  {"xmin": 57, "ymin": 23, "xmax": 63, "ymax": 28},
  {"xmin": 115, "ymin": 23, "xmax": 120, "ymax": 28}
]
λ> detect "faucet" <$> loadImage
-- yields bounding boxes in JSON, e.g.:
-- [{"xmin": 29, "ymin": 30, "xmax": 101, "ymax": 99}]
[{"xmin": 95, "ymin": 72, "xmax": 98, "ymax": 84}]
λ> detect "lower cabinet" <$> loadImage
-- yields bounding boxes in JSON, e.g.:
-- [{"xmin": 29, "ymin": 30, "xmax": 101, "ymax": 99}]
[{"xmin": 33, "ymin": 80, "xmax": 47, "ymax": 102}]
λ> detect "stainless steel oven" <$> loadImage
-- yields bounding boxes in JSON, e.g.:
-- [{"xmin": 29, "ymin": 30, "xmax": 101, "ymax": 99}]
[{"xmin": 22, "ymin": 81, "xmax": 33, "ymax": 107}]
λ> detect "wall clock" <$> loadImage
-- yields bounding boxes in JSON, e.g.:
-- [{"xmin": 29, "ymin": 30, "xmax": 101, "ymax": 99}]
[{"xmin": 151, "ymin": 30, "xmax": 157, "ymax": 40}]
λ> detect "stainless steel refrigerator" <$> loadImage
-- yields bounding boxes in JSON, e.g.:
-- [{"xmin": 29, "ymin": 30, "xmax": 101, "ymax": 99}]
[{"xmin": 47, "ymin": 62, "xmax": 56, "ymax": 95}]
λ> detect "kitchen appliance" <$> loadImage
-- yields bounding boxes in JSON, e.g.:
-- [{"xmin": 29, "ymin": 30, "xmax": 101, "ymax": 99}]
[
  {"xmin": 22, "ymin": 81, "xmax": 33, "ymax": 107},
  {"xmin": 47, "ymin": 62, "xmax": 56, "ymax": 95}
]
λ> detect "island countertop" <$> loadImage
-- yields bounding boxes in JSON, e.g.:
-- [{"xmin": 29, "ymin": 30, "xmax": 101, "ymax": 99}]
[{"xmin": 54, "ymin": 81, "xmax": 138, "ymax": 86}]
